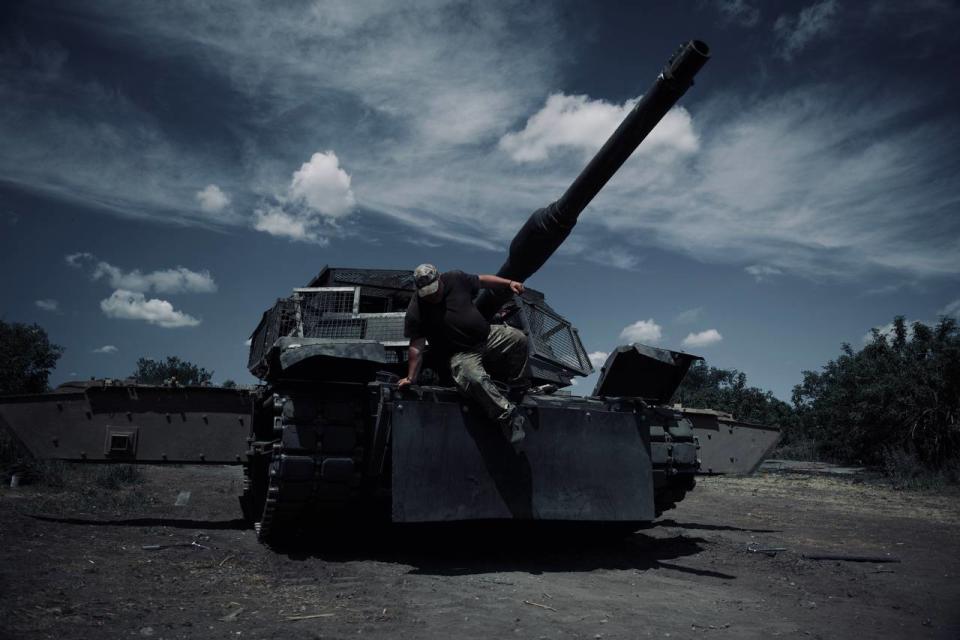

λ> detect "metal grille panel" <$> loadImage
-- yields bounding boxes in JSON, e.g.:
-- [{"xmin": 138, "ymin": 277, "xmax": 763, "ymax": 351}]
[
  {"xmin": 521, "ymin": 299, "xmax": 592, "ymax": 376},
  {"xmin": 248, "ymin": 287, "xmax": 407, "ymax": 376},
  {"xmin": 248, "ymin": 299, "xmax": 297, "ymax": 372}
]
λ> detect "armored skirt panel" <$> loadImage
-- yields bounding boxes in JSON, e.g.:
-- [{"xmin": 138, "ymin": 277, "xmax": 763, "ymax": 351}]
[
  {"xmin": 0, "ymin": 385, "xmax": 252, "ymax": 464},
  {"xmin": 390, "ymin": 394, "xmax": 655, "ymax": 523}
]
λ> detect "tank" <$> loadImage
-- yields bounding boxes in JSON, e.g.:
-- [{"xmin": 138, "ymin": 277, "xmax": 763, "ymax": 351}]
[
  {"xmin": 0, "ymin": 40, "xmax": 781, "ymax": 543},
  {"xmin": 239, "ymin": 40, "xmax": 714, "ymax": 541}
]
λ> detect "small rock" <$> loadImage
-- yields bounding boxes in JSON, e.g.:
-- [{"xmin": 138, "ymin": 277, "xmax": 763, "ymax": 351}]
[{"xmin": 139, "ymin": 627, "xmax": 154, "ymax": 637}]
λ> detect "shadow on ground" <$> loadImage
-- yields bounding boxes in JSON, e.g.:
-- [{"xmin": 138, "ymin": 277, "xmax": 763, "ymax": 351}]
[
  {"xmin": 273, "ymin": 521, "xmax": 734, "ymax": 579},
  {"xmin": 31, "ymin": 515, "xmax": 248, "ymax": 530},
  {"xmin": 656, "ymin": 518, "xmax": 779, "ymax": 533},
  {"xmin": 27, "ymin": 511, "xmax": 736, "ymax": 580}
]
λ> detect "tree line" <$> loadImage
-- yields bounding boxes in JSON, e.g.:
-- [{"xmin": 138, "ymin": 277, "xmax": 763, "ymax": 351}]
[{"xmin": 673, "ymin": 316, "xmax": 959, "ymax": 479}]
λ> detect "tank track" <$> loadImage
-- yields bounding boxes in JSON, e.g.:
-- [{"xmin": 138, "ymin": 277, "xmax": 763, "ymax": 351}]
[
  {"xmin": 243, "ymin": 386, "xmax": 367, "ymax": 543},
  {"xmin": 649, "ymin": 413, "xmax": 699, "ymax": 517},
  {"xmin": 240, "ymin": 385, "xmax": 699, "ymax": 540}
]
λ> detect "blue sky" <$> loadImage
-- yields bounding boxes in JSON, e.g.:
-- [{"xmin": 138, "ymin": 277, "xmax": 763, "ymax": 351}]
[{"xmin": 1, "ymin": 0, "xmax": 958, "ymax": 399}]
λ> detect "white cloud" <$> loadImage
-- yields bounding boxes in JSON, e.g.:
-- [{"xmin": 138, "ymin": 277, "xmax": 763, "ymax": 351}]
[
  {"xmin": 253, "ymin": 205, "xmax": 329, "ymax": 245},
  {"xmin": 195, "ymin": 184, "xmax": 230, "ymax": 213},
  {"xmin": 244, "ymin": 338, "xmax": 252, "ymax": 346},
  {"xmin": 288, "ymin": 152, "xmax": 356, "ymax": 218},
  {"xmin": 715, "ymin": 0, "xmax": 761, "ymax": 27},
  {"xmin": 675, "ymin": 307, "xmax": 703, "ymax": 324},
  {"xmin": 35, "ymin": 299, "xmax": 59, "ymax": 312},
  {"xmin": 91, "ymin": 261, "xmax": 217, "ymax": 294},
  {"xmin": 65, "ymin": 252, "xmax": 94, "ymax": 268},
  {"xmin": 774, "ymin": 0, "xmax": 840, "ymax": 60},
  {"xmin": 940, "ymin": 299, "xmax": 960, "ymax": 319},
  {"xmin": 577, "ymin": 86, "xmax": 960, "ymax": 281},
  {"xmin": 499, "ymin": 93, "xmax": 698, "ymax": 163},
  {"xmin": 100, "ymin": 289, "xmax": 200, "ymax": 328},
  {"xmin": 619, "ymin": 319, "xmax": 662, "ymax": 344},
  {"xmin": 7, "ymin": 4, "xmax": 959, "ymax": 286},
  {"xmin": 682, "ymin": 329, "xmax": 723, "ymax": 348},
  {"xmin": 93, "ymin": 345, "xmax": 118, "ymax": 354},
  {"xmin": 251, "ymin": 151, "xmax": 354, "ymax": 243},
  {"xmin": 745, "ymin": 264, "xmax": 784, "ymax": 282},
  {"xmin": 588, "ymin": 351, "xmax": 609, "ymax": 369},
  {"xmin": 0, "ymin": 3, "xmax": 560, "ymax": 239}
]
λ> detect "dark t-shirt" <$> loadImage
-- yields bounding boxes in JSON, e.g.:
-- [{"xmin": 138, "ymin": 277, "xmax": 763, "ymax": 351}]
[{"xmin": 405, "ymin": 271, "xmax": 490, "ymax": 354}]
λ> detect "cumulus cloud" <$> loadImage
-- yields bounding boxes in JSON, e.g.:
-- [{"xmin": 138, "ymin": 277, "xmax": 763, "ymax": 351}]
[
  {"xmin": 288, "ymin": 152, "xmax": 356, "ymax": 218},
  {"xmin": 715, "ymin": 0, "xmax": 761, "ymax": 27},
  {"xmin": 499, "ymin": 93, "xmax": 698, "ymax": 163},
  {"xmin": 89, "ymin": 260, "xmax": 217, "ymax": 293},
  {"xmin": 619, "ymin": 319, "xmax": 663, "ymax": 344},
  {"xmin": 253, "ymin": 205, "xmax": 329, "ymax": 245},
  {"xmin": 100, "ymin": 289, "xmax": 200, "ymax": 328},
  {"xmin": 774, "ymin": 0, "xmax": 840, "ymax": 60},
  {"xmin": 682, "ymin": 329, "xmax": 723, "ymax": 348},
  {"xmin": 35, "ymin": 299, "xmax": 59, "ymax": 312},
  {"xmin": 252, "ymin": 151, "xmax": 354, "ymax": 243},
  {"xmin": 588, "ymin": 351, "xmax": 609, "ymax": 369},
  {"xmin": 93, "ymin": 345, "xmax": 118, "ymax": 354},
  {"xmin": 195, "ymin": 184, "xmax": 230, "ymax": 213}
]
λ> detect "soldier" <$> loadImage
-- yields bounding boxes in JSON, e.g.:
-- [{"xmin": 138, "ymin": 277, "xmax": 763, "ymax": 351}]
[{"xmin": 399, "ymin": 264, "xmax": 529, "ymax": 443}]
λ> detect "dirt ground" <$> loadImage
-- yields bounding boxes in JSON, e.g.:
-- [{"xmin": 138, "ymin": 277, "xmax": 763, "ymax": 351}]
[{"xmin": 1, "ymin": 465, "xmax": 958, "ymax": 640}]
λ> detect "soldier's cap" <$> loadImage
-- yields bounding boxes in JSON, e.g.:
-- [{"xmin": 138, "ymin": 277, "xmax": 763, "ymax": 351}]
[{"xmin": 413, "ymin": 263, "xmax": 440, "ymax": 297}]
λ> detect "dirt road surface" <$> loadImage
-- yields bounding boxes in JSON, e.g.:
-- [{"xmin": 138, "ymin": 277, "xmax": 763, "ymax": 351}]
[{"xmin": 1, "ymin": 465, "xmax": 958, "ymax": 640}]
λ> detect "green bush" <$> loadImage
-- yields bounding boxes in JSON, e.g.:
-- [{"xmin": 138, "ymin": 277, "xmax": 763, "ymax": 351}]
[
  {"xmin": 0, "ymin": 320, "xmax": 63, "ymax": 394},
  {"xmin": 673, "ymin": 360, "xmax": 798, "ymax": 429},
  {"xmin": 133, "ymin": 356, "xmax": 213, "ymax": 386},
  {"xmin": 792, "ymin": 316, "xmax": 960, "ymax": 474}
]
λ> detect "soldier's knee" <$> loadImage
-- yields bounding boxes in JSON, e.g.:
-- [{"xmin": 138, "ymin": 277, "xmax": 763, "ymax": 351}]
[
  {"xmin": 451, "ymin": 359, "xmax": 485, "ymax": 388},
  {"xmin": 499, "ymin": 325, "xmax": 526, "ymax": 346}
]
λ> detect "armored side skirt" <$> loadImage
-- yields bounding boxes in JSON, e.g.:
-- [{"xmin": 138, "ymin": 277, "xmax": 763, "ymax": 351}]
[
  {"xmin": 0, "ymin": 385, "xmax": 252, "ymax": 464},
  {"xmin": 682, "ymin": 407, "xmax": 781, "ymax": 474},
  {"xmin": 390, "ymin": 396, "xmax": 655, "ymax": 523}
]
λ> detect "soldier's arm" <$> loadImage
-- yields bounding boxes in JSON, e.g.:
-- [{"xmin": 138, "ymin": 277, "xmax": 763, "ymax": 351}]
[
  {"xmin": 398, "ymin": 337, "xmax": 426, "ymax": 389},
  {"xmin": 478, "ymin": 274, "xmax": 524, "ymax": 294}
]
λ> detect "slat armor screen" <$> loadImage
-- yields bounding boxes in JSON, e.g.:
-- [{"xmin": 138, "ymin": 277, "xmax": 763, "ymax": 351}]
[
  {"xmin": 521, "ymin": 298, "xmax": 592, "ymax": 376},
  {"xmin": 248, "ymin": 287, "xmax": 407, "ymax": 376}
]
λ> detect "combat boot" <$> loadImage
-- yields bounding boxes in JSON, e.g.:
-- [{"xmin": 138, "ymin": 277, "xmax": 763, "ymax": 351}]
[{"xmin": 501, "ymin": 409, "xmax": 527, "ymax": 444}]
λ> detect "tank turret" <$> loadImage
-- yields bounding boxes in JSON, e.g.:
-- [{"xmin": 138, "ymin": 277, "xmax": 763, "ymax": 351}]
[{"xmin": 477, "ymin": 40, "xmax": 710, "ymax": 318}]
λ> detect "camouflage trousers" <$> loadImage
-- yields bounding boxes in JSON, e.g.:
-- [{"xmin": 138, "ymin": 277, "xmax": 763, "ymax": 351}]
[{"xmin": 449, "ymin": 324, "xmax": 528, "ymax": 425}]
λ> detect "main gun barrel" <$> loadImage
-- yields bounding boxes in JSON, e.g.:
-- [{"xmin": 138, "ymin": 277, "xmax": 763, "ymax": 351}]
[{"xmin": 478, "ymin": 40, "xmax": 710, "ymax": 318}]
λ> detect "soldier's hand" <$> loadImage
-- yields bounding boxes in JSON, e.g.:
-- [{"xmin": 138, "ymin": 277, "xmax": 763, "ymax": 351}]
[
  {"xmin": 397, "ymin": 377, "xmax": 414, "ymax": 389},
  {"xmin": 510, "ymin": 280, "xmax": 525, "ymax": 295}
]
